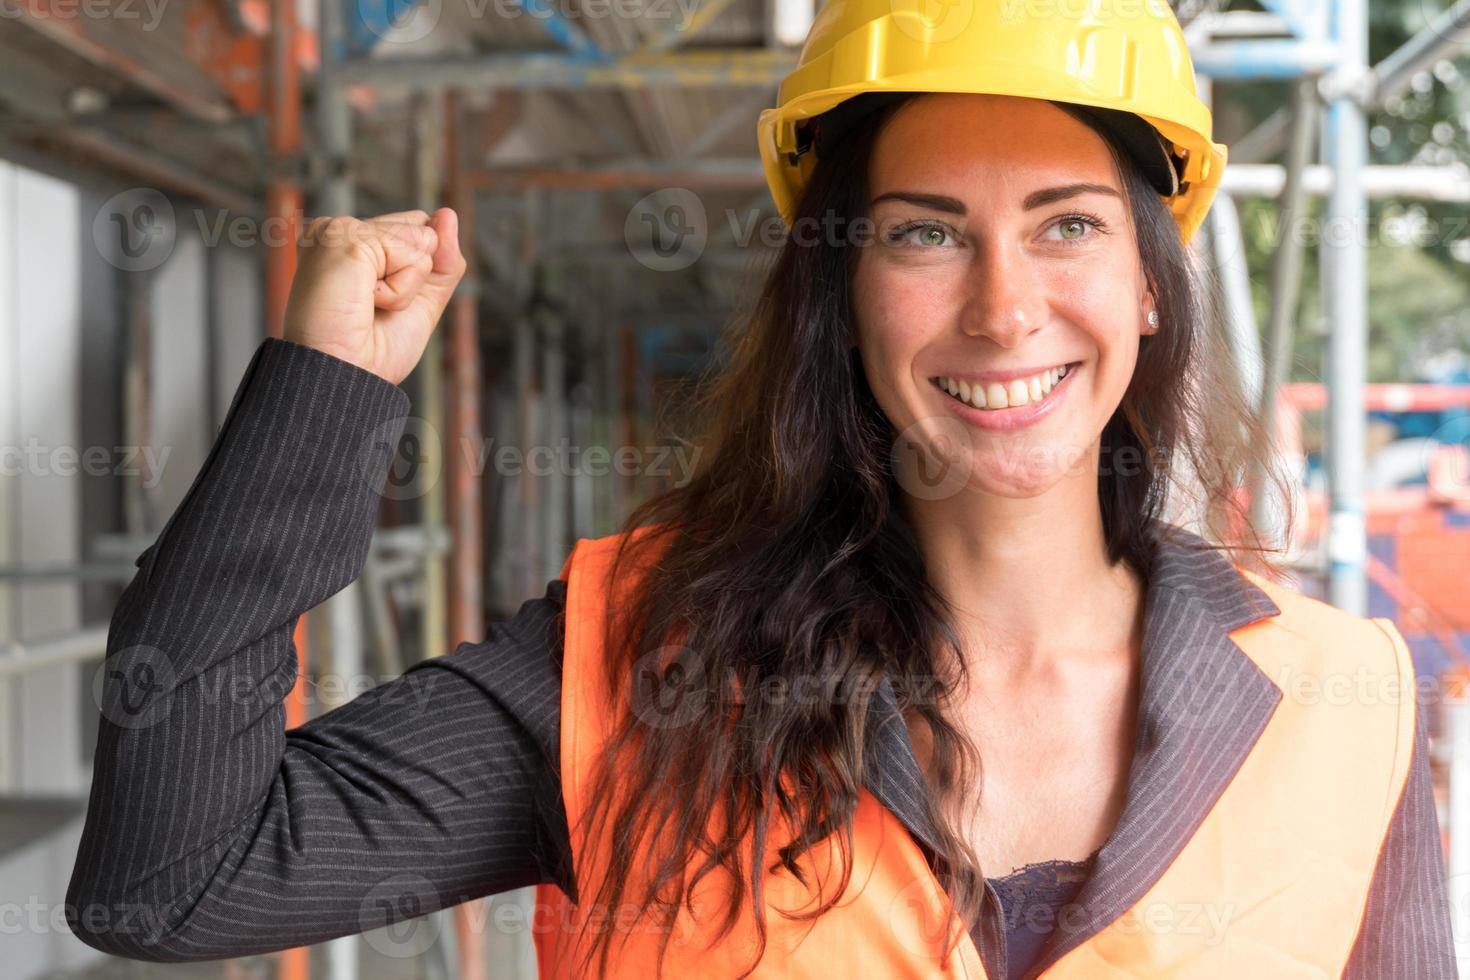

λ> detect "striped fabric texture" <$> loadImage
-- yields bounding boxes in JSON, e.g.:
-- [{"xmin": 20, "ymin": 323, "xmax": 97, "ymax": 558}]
[{"xmin": 66, "ymin": 337, "xmax": 1456, "ymax": 979}]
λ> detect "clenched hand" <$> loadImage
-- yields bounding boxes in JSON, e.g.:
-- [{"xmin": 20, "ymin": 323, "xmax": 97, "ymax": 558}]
[{"xmin": 284, "ymin": 207, "xmax": 467, "ymax": 385}]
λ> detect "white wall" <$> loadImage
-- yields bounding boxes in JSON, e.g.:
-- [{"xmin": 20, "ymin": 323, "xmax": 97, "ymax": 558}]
[
  {"xmin": 150, "ymin": 226, "xmax": 211, "ymax": 517},
  {"xmin": 0, "ymin": 156, "xmax": 90, "ymax": 980},
  {"xmin": 213, "ymin": 241, "xmax": 264, "ymax": 425},
  {"xmin": 0, "ymin": 154, "xmax": 15, "ymax": 792},
  {"xmin": 0, "ymin": 160, "xmax": 84, "ymax": 796},
  {"xmin": 0, "ymin": 163, "xmax": 266, "ymax": 979}
]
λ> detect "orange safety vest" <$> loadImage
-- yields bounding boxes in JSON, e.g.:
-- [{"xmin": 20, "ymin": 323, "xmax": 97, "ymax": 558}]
[{"xmin": 532, "ymin": 528, "xmax": 1417, "ymax": 978}]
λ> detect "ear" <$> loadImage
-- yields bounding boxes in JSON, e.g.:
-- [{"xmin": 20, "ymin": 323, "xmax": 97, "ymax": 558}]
[{"xmin": 1141, "ymin": 282, "xmax": 1159, "ymax": 336}]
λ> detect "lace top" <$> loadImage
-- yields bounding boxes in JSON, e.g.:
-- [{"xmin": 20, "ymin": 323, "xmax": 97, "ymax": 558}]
[{"xmin": 986, "ymin": 846, "xmax": 1101, "ymax": 980}]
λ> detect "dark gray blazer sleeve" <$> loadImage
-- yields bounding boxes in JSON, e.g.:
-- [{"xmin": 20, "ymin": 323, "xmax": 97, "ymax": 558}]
[
  {"xmin": 1342, "ymin": 697, "xmax": 1458, "ymax": 979},
  {"xmin": 64, "ymin": 337, "xmax": 572, "ymax": 962}
]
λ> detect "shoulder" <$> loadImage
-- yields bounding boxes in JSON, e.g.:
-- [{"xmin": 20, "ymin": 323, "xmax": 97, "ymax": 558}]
[
  {"xmin": 559, "ymin": 522, "xmax": 678, "ymax": 585},
  {"xmin": 558, "ymin": 524, "xmax": 680, "ymax": 664},
  {"xmin": 1146, "ymin": 518, "xmax": 1408, "ymax": 679},
  {"xmin": 1233, "ymin": 569, "xmax": 1422, "ymax": 831},
  {"xmin": 1234, "ymin": 567, "xmax": 1418, "ymax": 762},
  {"xmin": 1237, "ymin": 566, "xmax": 1411, "ymax": 677}
]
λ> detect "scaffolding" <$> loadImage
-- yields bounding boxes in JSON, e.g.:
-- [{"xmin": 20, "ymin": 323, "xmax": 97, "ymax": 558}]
[
  {"xmin": 1, "ymin": 0, "xmax": 1469, "ymax": 976},
  {"xmin": 221, "ymin": 0, "xmax": 1470, "ymax": 970}
]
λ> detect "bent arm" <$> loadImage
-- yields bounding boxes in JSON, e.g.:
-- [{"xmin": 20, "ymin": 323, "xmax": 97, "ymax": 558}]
[{"xmin": 65, "ymin": 338, "xmax": 571, "ymax": 961}]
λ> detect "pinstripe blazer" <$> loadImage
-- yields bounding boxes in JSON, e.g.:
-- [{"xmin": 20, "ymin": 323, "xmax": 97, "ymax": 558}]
[
  {"xmin": 863, "ymin": 522, "xmax": 1457, "ymax": 979},
  {"xmin": 65, "ymin": 337, "xmax": 1456, "ymax": 978}
]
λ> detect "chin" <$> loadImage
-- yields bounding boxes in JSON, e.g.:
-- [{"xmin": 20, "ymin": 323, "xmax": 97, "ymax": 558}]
[
  {"xmin": 886, "ymin": 404, "xmax": 1088, "ymax": 497},
  {"xmin": 966, "ymin": 464, "xmax": 1063, "ymax": 499}
]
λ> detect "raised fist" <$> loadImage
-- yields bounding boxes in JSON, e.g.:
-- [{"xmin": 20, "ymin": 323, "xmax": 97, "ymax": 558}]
[{"xmin": 283, "ymin": 207, "xmax": 467, "ymax": 385}]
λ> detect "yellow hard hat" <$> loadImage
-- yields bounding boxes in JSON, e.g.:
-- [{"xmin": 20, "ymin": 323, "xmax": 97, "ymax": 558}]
[{"xmin": 756, "ymin": 0, "xmax": 1227, "ymax": 245}]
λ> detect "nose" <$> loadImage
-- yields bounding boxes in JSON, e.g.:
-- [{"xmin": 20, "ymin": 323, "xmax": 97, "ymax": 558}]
[{"xmin": 958, "ymin": 239, "xmax": 1047, "ymax": 349}]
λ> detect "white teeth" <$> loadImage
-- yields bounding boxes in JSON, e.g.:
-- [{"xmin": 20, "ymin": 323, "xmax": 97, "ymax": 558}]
[{"xmin": 932, "ymin": 364, "xmax": 1072, "ymax": 412}]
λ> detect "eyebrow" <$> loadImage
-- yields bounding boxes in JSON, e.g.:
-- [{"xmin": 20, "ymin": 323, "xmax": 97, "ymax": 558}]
[{"xmin": 869, "ymin": 182, "xmax": 1122, "ymax": 214}]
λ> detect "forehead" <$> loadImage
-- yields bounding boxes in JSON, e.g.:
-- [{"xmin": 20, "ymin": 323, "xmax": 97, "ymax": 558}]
[{"xmin": 867, "ymin": 93, "xmax": 1123, "ymax": 200}]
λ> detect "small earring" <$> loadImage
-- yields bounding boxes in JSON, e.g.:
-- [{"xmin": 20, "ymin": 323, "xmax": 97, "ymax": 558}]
[{"xmin": 1146, "ymin": 310, "xmax": 1159, "ymax": 329}]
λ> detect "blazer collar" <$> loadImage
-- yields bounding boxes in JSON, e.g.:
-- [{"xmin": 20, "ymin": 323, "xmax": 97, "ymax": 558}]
[{"xmin": 862, "ymin": 517, "xmax": 1284, "ymax": 978}]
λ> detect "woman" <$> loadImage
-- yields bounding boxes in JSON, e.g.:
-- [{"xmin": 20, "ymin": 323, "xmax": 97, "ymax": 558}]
[{"xmin": 65, "ymin": 0, "xmax": 1456, "ymax": 977}]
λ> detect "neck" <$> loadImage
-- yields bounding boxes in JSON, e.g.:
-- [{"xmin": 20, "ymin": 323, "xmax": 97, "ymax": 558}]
[{"xmin": 901, "ymin": 466, "xmax": 1144, "ymax": 678}]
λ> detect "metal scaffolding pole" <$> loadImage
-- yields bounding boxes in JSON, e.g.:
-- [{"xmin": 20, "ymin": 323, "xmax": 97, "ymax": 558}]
[
  {"xmin": 1207, "ymin": 194, "xmax": 1264, "ymax": 409},
  {"xmin": 263, "ymin": 2, "xmax": 311, "ymax": 977},
  {"xmin": 1251, "ymin": 77, "xmax": 1318, "ymax": 544},
  {"xmin": 1321, "ymin": 0, "xmax": 1370, "ymax": 614},
  {"xmin": 316, "ymin": 0, "xmax": 354, "ymax": 216},
  {"xmin": 1224, "ymin": 163, "xmax": 1470, "ymax": 201},
  {"xmin": 443, "ymin": 90, "xmax": 489, "ymax": 980},
  {"xmin": 411, "ymin": 91, "xmax": 449, "ymax": 676},
  {"xmin": 541, "ymin": 309, "xmax": 568, "ymax": 583},
  {"xmin": 1371, "ymin": 0, "xmax": 1470, "ymax": 106},
  {"xmin": 315, "ymin": 4, "xmax": 356, "ymax": 979}
]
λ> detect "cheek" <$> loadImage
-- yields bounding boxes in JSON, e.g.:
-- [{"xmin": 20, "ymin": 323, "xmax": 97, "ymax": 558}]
[
  {"xmin": 1049, "ymin": 266, "xmax": 1142, "ymax": 360},
  {"xmin": 1051, "ymin": 260, "xmax": 1132, "ymax": 321},
  {"xmin": 853, "ymin": 262, "xmax": 951, "ymax": 369},
  {"xmin": 1041, "ymin": 266, "xmax": 1145, "ymax": 426},
  {"xmin": 1084, "ymin": 326, "xmax": 1143, "ymax": 432}
]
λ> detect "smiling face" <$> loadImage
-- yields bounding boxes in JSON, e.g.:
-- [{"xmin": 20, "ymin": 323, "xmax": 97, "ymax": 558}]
[{"xmin": 852, "ymin": 93, "xmax": 1160, "ymax": 499}]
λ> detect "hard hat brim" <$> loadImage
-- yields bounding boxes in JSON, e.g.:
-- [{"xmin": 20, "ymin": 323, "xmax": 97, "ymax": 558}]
[
  {"xmin": 803, "ymin": 92, "xmax": 1183, "ymax": 199},
  {"xmin": 759, "ymin": 88, "xmax": 1226, "ymax": 246}
]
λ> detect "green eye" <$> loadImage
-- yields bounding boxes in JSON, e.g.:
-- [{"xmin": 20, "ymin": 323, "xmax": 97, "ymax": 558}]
[
  {"xmin": 1050, "ymin": 212, "xmax": 1107, "ymax": 244},
  {"xmin": 883, "ymin": 221, "xmax": 957, "ymax": 248}
]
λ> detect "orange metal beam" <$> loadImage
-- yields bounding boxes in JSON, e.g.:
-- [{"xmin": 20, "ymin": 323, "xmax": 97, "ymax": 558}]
[
  {"xmin": 9, "ymin": 0, "xmax": 233, "ymax": 121},
  {"xmin": 184, "ymin": 4, "xmax": 318, "ymax": 115},
  {"xmin": 265, "ymin": 0, "xmax": 308, "ymax": 977},
  {"xmin": 1281, "ymin": 382, "xmax": 1470, "ymax": 413},
  {"xmin": 444, "ymin": 89, "xmax": 490, "ymax": 980}
]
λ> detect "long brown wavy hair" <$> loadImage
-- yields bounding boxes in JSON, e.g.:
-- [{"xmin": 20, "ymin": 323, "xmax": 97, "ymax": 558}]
[{"xmin": 566, "ymin": 93, "xmax": 1296, "ymax": 978}]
